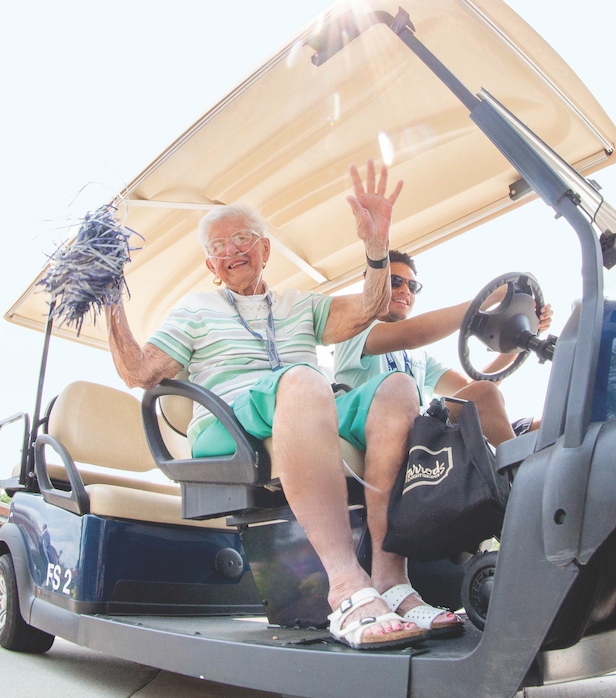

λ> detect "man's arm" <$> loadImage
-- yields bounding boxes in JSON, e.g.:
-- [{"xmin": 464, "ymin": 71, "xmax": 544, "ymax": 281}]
[
  {"xmin": 364, "ymin": 301, "xmax": 470, "ymax": 355},
  {"xmin": 106, "ymin": 301, "xmax": 183, "ymax": 390},
  {"xmin": 364, "ymin": 299, "xmax": 553, "ymax": 356},
  {"xmin": 322, "ymin": 160, "xmax": 402, "ymax": 344}
]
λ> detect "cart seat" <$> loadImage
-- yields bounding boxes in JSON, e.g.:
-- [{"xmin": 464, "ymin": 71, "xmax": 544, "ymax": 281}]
[
  {"xmin": 158, "ymin": 375, "xmax": 366, "ymax": 484},
  {"xmin": 36, "ymin": 381, "xmax": 233, "ymax": 529},
  {"xmin": 144, "ymin": 375, "xmax": 366, "ymax": 521}
]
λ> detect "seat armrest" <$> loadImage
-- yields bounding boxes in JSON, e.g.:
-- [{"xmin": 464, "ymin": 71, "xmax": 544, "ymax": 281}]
[
  {"xmin": 496, "ymin": 430, "xmax": 538, "ymax": 473},
  {"xmin": 34, "ymin": 434, "xmax": 90, "ymax": 515},
  {"xmin": 142, "ymin": 379, "xmax": 271, "ymax": 485}
]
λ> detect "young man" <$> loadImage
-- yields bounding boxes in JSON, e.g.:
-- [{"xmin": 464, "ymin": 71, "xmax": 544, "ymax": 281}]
[{"xmin": 334, "ymin": 250, "xmax": 553, "ymax": 446}]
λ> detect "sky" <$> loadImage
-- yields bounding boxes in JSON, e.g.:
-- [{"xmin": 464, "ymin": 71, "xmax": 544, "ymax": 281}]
[{"xmin": 2, "ymin": 0, "xmax": 616, "ymax": 479}]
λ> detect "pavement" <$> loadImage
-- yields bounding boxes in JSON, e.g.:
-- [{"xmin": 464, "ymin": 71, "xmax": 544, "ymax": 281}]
[
  {"xmin": 1, "ymin": 638, "xmax": 616, "ymax": 698},
  {"xmin": 520, "ymin": 676, "xmax": 616, "ymax": 698},
  {"xmin": 0, "ymin": 638, "xmax": 281, "ymax": 698}
]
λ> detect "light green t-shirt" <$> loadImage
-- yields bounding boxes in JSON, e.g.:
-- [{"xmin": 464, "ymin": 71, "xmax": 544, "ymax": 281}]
[
  {"xmin": 333, "ymin": 320, "xmax": 449, "ymax": 406},
  {"xmin": 148, "ymin": 286, "xmax": 332, "ymax": 446}
]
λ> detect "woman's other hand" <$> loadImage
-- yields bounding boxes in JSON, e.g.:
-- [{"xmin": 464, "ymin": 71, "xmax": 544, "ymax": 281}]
[{"xmin": 346, "ymin": 159, "xmax": 403, "ymax": 261}]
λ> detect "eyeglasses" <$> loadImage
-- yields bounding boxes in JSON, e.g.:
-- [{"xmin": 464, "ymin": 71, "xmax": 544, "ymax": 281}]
[
  {"xmin": 205, "ymin": 229, "xmax": 263, "ymax": 258},
  {"xmin": 391, "ymin": 274, "xmax": 423, "ymax": 295}
]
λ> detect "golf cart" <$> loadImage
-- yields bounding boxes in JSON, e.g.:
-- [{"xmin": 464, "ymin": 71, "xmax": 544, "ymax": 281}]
[{"xmin": 3, "ymin": 1, "xmax": 616, "ymax": 696}]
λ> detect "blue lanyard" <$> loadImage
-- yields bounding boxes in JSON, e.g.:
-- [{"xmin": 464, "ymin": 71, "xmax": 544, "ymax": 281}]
[
  {"xmin": 224, "ymin": 289, "xmax": 283, "ymax": 371},
  {"xmin": 386, "ymin": 350, "xmax": 414, "ymax": 378}
]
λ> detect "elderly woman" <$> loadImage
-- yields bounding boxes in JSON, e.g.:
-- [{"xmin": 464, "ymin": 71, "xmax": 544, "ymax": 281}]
[{"xmin": 106, "ymin": 160, "xmax": 462, "ymax": 649}]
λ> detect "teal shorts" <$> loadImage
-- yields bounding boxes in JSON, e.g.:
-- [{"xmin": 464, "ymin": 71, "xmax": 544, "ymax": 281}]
[{"xmin": 192, "ymin": 366, "xmax": 395, "ymax": 457}]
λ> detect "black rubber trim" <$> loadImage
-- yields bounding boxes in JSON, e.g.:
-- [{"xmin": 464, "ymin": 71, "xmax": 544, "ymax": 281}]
[
  {"xmin": 34, "ymin": 435, "xmax": 90, "ymax": 515},
  {"xmin": 142, "ymin": 380, "xmax": 271, "ymax": 485}
]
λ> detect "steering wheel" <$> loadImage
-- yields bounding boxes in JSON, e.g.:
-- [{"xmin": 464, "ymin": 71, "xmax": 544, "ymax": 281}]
[{"xmin": 458, "ymin": 272, "xmax": 544, "ymax": 383}]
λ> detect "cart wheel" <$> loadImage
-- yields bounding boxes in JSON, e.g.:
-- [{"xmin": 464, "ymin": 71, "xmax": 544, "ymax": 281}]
[
  {"xmin": 460, "ymin": 550, "xmax": 499, "ymax": 631},
  {"xmin": 0, "ymin": 553, "xmax": 55, "ymax": 653}
]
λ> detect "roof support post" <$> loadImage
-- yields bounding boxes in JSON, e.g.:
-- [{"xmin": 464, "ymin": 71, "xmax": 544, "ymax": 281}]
[{"xmin": 24, "ymin": 302, "xmax": 55, "ymax": 489}]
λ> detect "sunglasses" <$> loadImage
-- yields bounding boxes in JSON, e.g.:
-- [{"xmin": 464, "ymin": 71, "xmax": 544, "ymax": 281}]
[{"xmin": 391, "ymin": 274, "xmax": 423, "ymax": 295}]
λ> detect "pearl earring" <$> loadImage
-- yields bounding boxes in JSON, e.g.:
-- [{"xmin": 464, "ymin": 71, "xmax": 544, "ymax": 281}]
[{"xmin": 213, "ymin": 276, "xmax": 222, "ymax": 286}]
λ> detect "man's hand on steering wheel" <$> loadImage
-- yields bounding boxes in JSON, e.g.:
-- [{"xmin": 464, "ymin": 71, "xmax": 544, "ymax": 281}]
[
  {"xmin": 480, "ymin": 283, "xmax": 553, "ymax": 334},
  {"xmin": 459, "ymin": 272, "xmax": 548, "ymax": 382},
  {"xmin": 537, "ymin": 303, "xmax": 553, "ymax": 333}
]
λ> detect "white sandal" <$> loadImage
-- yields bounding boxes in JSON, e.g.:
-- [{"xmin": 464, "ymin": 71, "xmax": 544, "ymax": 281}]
[
  {"xmin": 328, "ymin": 587, "xmax": 428, "ymax": 649},
  {"xmin": 381, "ymin": 584, "xmax": 464, "ymax": 638}
]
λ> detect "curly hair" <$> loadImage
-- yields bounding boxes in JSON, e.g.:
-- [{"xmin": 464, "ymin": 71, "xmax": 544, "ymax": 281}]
[
  {"xmin": 197, "ymin": 204, "xmax": 268, "ymax": 254},
  {"xmin": 388, "ymin": 250, "xmax": 417, "ymax": 274}
]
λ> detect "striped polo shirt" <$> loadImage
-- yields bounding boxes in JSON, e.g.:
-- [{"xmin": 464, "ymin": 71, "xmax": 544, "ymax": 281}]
[{"xmin": 147, "ymin": 286, "xmax": 332, "ymax": 446}]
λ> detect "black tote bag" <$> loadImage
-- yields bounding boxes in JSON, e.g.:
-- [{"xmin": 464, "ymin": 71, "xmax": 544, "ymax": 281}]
[{"xmin": 383, "ymin": 398, "xmax": 509, "ymax": 562}]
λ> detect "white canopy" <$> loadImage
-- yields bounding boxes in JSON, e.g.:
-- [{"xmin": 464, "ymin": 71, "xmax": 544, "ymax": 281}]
[{"xmin": 7, "ymin": 0, "xmax": 616, "ymax": 348}]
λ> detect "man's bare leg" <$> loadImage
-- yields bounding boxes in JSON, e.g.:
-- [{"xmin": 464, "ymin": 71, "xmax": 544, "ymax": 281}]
[{"xmin": 447, "ymin": 380, "xmax": 515, "ymax": 446}]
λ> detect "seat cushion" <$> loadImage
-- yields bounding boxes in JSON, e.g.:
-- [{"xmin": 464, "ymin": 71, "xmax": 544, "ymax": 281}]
[
  {"xmin": 86, "ymin": 484, "xmax": 233, "ymax": 529},
  {"xmin": 264, "ymin": 437, "xmax": 366, "ymax": 482},
  {"xmin": 45, "ymin": 381, "xmax": 366, "ymax": 523},
  {"xmin": 43, "ymin": 463, "xmax": 181, "ymax": 496}
]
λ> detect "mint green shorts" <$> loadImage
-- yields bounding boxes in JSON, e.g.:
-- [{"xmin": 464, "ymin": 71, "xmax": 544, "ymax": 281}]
[{"xmin": 192, "ymin": 366, "xmax": 395, "ymax": 457}]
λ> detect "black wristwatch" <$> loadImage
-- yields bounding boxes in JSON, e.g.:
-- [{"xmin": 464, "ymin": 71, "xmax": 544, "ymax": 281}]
[{"xmin": 366, "ymin": 253, "xmax": 389, "ymax": 269}]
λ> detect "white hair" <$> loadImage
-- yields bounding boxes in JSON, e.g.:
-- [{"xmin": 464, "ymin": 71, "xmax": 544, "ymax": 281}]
[{"xmin": 197, "ymin": 203, "xmax": 268, "ymax": 254}]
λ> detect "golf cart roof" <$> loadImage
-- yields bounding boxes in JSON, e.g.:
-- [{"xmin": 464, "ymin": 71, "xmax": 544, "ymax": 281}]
[{"xmin": 6, "ymin": 0, "xmax": 616, "ymax": 350}]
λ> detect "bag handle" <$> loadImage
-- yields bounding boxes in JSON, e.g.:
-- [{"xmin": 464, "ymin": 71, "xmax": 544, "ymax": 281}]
[{"xmin": 425, "ymin": 396, "xmax": 469, "ymax": 424}]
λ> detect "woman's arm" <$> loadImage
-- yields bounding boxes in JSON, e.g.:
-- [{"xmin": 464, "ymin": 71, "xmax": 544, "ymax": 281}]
[
  {"xmin": 322, "ymin": 160, "xmax": 402, "ymax": 344},
  {"xmin": 106, "ymin": 301, "xmax": 183, "ymax": 390}
]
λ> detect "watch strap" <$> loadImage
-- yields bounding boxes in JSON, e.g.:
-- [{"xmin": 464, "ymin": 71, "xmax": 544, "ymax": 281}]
[{"xmin": 366, "ymin": 254, "xmax": 389, "ymax": 269}]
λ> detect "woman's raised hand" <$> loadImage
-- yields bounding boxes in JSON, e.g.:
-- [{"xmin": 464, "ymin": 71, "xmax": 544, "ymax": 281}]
[{"xmin": 346, "ymin": 159, "xmax": 403, "ymax": 261}]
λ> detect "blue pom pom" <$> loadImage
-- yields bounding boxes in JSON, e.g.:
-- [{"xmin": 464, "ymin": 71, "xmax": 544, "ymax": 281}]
[{"xmin": 38, "ymin": 205, "xmax": 143, "ymax": 335}]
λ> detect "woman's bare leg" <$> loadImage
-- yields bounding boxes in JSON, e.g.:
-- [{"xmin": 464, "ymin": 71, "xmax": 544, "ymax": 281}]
[
  {"xmin": 363, "ymin": 372, "xmax": 461, "ymax": 626},
  {"xmin": 273, "ymin": 366, "xmax": 404, "ymax": 637}
]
